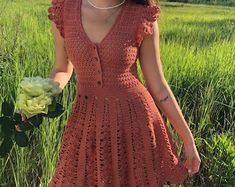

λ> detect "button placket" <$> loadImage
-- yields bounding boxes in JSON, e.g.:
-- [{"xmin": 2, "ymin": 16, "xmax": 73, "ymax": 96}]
[{"xmin": 93, "ymin": 44, "xmax": 103, "ymax": 87}]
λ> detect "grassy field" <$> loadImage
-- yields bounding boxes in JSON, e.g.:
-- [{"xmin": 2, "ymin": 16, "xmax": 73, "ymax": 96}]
[
  {"xmin": 0, "ymin": 0, "xmax": 234, "ymax": 186},
  {"xmin": 163, "ymin": 0, "xmax": 235, "ymax": 7}
]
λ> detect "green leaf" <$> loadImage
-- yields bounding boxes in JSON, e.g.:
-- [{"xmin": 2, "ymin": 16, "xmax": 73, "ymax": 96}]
[
  {"xmin": 2, "ymin": 101, "xmax": 14, "ymax": 116},
  {"xmin": 15, "ymin": 131, "xmax": 29, "ymax": 147},
  {"xmin": 18, "ymin": 121, "xmax": 34, "ymax": 132},
  {"xmin": 48, "ymin": 97, "xmax": 57, "ymax": 112},
  {"xmin": 43, "ymin": 103, "xmax": 64, "ymax": 118},
  {"xmin": 13, "ymin": 112, "xmax": 22, "ymax": 124},
  {"xmin": 0, "ymin": 116, "xmax": 15, "ymax": 137},
  {"xmin": 0, "ymin": 137, "xmax": 14, "ymax": 157},
  {"xmin": 0, "ymin": 129, "xmax": 4, "ymax": 139},
  {"xmin": 27, "ymin": 115, "xmax": 43, "ymax": 128},
  {"xmin": 0, "ymin": 116, "xmax": 5, "ymax": 125}
]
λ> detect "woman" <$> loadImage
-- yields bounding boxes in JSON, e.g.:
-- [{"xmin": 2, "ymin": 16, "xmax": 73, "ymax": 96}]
[{"xmin": 45, "ymin": 0, "xmax": 201, "ymax": 186}]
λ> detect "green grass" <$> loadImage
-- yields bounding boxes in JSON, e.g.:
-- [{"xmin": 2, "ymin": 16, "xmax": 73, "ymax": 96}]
[
  {"xmin": 0, "ymin": 0, "xmax": 234, "ymax": 186},
  {"xmin": 162, "ymin": 0, "xmax": 235, "ymax": 7}
]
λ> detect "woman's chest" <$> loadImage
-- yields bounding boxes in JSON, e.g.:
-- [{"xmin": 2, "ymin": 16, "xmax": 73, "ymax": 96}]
[{"xmin": 62, "ymin": 0, "xmax": 141, "ymax": 64}]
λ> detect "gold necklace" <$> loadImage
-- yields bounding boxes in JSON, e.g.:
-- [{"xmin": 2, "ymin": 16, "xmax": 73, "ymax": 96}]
[
  {"xmin": 87, "ymin": 0, "xmax": 124, "ymax": 24},
  {"xmin": 87, "ymin": 0, "xmax": 126, "ymax": 10}
]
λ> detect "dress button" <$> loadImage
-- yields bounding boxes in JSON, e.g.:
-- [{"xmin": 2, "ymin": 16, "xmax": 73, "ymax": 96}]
[
  {"xmin": 94, "ymin": 57, "xmax": 98, "ymax": 61},
  {"xmin": 85, "ymin": 95, "xmax": 88, "ymax": 99},
  {"xmin": 97, "ymin": 69, "xmax": 101, "ymax": 73},
  {"xmin": 97, "ymin": 80, "xmax": 101, "ymax": 85},
  {"xmin": 95, "ymin": 96, "xmax": 98, "ymax": 100}
]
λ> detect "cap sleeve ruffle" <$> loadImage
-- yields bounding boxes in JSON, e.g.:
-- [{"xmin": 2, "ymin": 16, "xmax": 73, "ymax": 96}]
[
  {"xmin": 136, "ymin": 4, "xmax": 161, "ymax": 47},
  {"xmin": 48, "ymin": 0, "xmax": 65, "ymax": 38}
]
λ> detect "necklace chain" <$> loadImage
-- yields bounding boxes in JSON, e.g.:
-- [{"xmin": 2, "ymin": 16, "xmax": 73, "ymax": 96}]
[{"xmin": 87, "ymin": 0, "xmax": 126, "ymax": 10}]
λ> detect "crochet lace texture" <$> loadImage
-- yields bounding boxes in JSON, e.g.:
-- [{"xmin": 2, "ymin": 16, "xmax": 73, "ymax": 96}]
[{"xmin": 47, "ymin": 0, "xmax": 189, "ymax": 186}]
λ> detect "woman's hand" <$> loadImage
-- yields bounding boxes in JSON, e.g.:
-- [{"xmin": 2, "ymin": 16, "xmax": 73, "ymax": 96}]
[
  {"xmin": 183, "ymin": 141, "xmax": 201, "ymax": 176},
  {"xmin": 15, "ymin": 112, "xmax": 27, "ymax": 132},
  {"xmin": 21, "ymin": 112, "xmax": 27, "ymax": 121}
]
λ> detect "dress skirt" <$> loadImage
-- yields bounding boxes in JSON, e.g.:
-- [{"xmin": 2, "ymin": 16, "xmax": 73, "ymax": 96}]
[{"xmin": 49, "ymin": 83, "xmax": 189, "ymax": 187}]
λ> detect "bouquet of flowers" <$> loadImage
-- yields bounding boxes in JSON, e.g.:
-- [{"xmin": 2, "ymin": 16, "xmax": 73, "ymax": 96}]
[{"xmin": 0, "ymin": 76, "xmax": 64, "ymax": 157}]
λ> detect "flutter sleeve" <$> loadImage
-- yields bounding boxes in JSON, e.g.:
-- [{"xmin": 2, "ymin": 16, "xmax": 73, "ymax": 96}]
[
  {"xmin": 48, "ymin": 0, "xmax": 65, "ymax": 38},
  {"xmin": 136, "ymin": 4, "xmax": 161, "ymax": 47}
]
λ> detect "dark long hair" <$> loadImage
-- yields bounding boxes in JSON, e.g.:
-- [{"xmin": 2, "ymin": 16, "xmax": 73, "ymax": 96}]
[{"xmin": 131, "ymin": 0, "xmax": 160, "ymax": 6}]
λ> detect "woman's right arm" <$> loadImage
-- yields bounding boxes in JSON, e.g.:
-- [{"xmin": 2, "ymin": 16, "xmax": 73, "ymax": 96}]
[
  {"xmin": 19, "ymin": 23, "xmax": 73, "ymax": 123},
  {"xmin": 48, "ymin": 21, "xmax": 74, "ymax": 90}
]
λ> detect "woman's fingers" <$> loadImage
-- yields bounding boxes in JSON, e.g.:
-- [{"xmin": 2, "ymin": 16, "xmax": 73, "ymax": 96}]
[
  {"xmin": 183, "ymin": 142, "xmax": 201, "ymax": 177},
  {"xmin": 192, "ymin": 157, "xmax": 201, "ymax": 174},
  {"xmin": 20, "ymin": 112, "xmax": 27, "ymax": 121},
  {"xmin": 15, "ymin": 124, "xmax": 22, "ymax": 132},
  {"xmin": 15, "ymin": 112, "xmax": 27, "ymax": 132},
  {"xmin": 184, "ymin": 158, "xmax": 193, "ymax": 175},
  {"xmin": 184, "ymin": 157, "xmax": 201, "ymax": 176}
]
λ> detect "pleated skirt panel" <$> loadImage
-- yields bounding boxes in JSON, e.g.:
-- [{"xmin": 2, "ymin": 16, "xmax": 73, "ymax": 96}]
[{"xmin": 49, "ymin": 85, "xmax": 189, "ymax": 187}]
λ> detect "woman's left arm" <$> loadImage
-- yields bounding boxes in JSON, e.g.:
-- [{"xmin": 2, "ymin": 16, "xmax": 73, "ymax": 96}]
[{"xmin": 139, "ymin": 21, "xmax": 194, "ymax": 147}]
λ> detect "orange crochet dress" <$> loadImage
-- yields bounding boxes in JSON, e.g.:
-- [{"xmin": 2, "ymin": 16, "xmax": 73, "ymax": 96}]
[{"xmin": 47, "ymin": 0, "xmax": 190, "ymax": 186}]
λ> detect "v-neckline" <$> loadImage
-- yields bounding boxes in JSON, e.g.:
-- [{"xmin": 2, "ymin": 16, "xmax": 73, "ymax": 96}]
[{"xmin": 78, "ymin": 0, "xmax": 128, "ymax": 47}]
